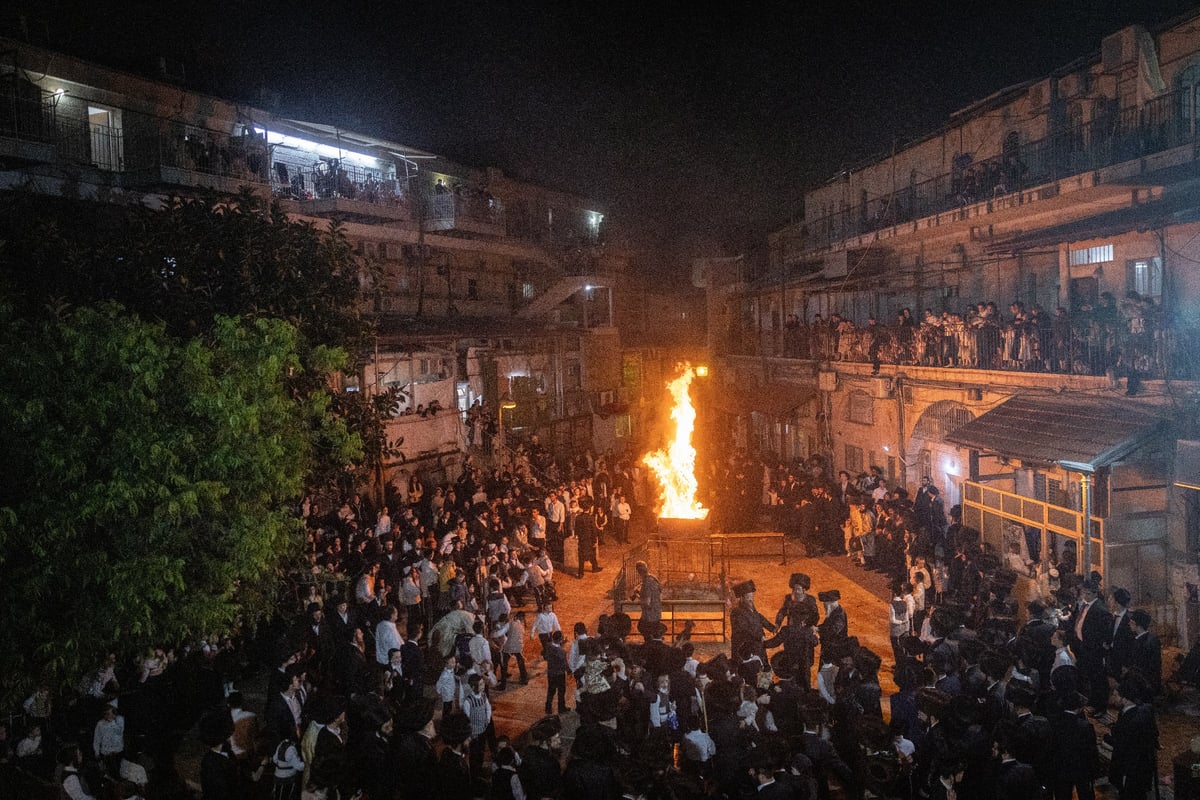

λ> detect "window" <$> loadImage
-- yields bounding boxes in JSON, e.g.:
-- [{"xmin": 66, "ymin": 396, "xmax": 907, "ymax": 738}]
[
  {"xmin": 1127, "ymin": 257, "xmax": 1163, "ymax": 300},
  {"xmin": 467, "ymin": 279, "xmax": 479, "ymax": 300},
  {"xmin": 844, "ymin": 444, "xmax": 863, "ymax": 474},
  {"xmin": 522, "ymin": 282, "xmax": 535, "ymax": 299},
  {"xmin": 847, "ymin": 390, "xmax": 874, "ymax": 425},
  {"xmin": 1068, "ymin": 244, "xmax": 1113, "ymax": 266},
  {"xmin": 615, "ymin": 414, "xmax": 632, "ymax": 439}
]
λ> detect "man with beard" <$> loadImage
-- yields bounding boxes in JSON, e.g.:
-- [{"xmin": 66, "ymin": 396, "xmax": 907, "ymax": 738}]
[
  {"xmin": 730, "ymin": 581, "xmax": 776, "ymax": 664},
  {"xmin": 817, "ymin": 590, "xmax": 849, "ymax": 665}
]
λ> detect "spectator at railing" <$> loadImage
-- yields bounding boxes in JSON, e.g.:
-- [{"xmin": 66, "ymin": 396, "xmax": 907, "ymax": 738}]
[{"xmin": 755, "ymin": 297, "xmax": 1179, "ymax": 379}]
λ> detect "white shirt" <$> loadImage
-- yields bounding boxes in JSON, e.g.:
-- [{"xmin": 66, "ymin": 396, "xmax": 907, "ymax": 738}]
[
  {"xmin": 62, "ymin": 767, "xmax": 96, "ymax": 800},
  {"xmin": 375, "ymin": 620, "xmax": 403, "ymax": 665},
  {"xmin": 531, "ymin": 612, "xmax": 561, "ymax": 638},
  {"xmin": 93, "ymin": 715, "xmax": 125, "ymax": 757},
  {"xmin": 469, "ymin": 633, "xmax": 491, "ymax": 668},
  {"xmin": 681, "ymin": 728, "xmax": 717, "ymax": 762}
]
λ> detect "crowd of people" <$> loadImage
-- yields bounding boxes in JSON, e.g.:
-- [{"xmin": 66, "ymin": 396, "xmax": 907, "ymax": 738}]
[
  {"xmin": 775, "ymin": 292, "xmax": 1169, "ymax": 381},
  {"xmin": 0, "ymin": 444, "xmax": 1175, "ymax": 800}
]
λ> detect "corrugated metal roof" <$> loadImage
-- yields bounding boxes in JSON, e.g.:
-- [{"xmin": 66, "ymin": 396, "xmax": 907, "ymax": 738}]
[{"xmin": 944, "ymin": 395, "xmax": 1166, "ymax": 472}]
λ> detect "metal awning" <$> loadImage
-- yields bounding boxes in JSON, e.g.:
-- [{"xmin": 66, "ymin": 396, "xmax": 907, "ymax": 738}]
[
  {"xmin": 944, "ymin": 395, "xmax": 1167, "ymax": 473},
  {"xmin": 709, "ymin": 383, "xmax": 817, "ymax": 418}
]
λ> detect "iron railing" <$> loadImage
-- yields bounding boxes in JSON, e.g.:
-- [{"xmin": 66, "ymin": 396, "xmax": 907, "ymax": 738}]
[
  {"xmin": 727, "ymin": 310, "xmax": 1200, "ymax": 381},
  {"xmin": 784, "ymin": 84, "xmax": 1200, "ymax": 256}
]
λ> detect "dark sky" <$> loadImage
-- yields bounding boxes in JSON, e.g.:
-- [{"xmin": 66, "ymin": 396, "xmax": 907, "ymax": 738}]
[{"xmin": 14, "ymin": 0, "xmax": 1200, "ymax": 264}]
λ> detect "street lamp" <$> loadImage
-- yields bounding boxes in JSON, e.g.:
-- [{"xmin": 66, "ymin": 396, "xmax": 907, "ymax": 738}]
[{"xmin": 497, "ymin": 394, "xmax": 517, "ymax": 455}]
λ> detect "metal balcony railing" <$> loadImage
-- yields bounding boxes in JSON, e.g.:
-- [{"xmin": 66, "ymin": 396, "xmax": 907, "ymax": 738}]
[
  {"xmin": 275, "ymin": 161, "xmax": 410, "ymax": 213},
  {"xmin": 424, "ymin": 190, "xmax": 505, "ymax": 229},
  {"xmin": 725, "ymin": 308, "xmax": 1200, "ymax": 381},
  {"xmin": 785, "ymin": 84, "xmax": 1200, "ymax": 256}
]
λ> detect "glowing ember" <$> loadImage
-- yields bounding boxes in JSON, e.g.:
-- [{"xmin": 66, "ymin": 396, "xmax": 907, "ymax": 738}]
[{"xmin": 642, "ymin": 365, "xmax": 709, "ymax": 520}]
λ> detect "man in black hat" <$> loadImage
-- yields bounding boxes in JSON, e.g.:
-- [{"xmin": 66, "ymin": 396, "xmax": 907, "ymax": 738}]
[
  {"xmin": 776, "ymin": 573, "xmax": 818, "ymax": 629},
  {"xmin": 1069, "ymin": 577, "xmax": 1113, "ymax": 714},
  {"xmin": 574, "ymin": 496, "xmax": 603, "ymax": 575},
  {"xmin": 436, "ymin": 711, "xmax": 473, "ymax": 800},
  {"xmin": 519, "ymin": 716, "xmax": 563, "ymax": 799},
  {"xmin": 1127, "ymin": 610, "xmax": 1162, "ymax": 696},
  {"xmin": 393, "ymin": 698, "xmax": 437, "ymax": 796},
  {"xmin": 1050, "ymin": 690, "xmax": 1098, "ymax": 800},
  {"xmin": 1107, "ymin": 672, "xmax": 1158, "ymax": 800},
  {"xmin": 1107, "ymin": 587, "xmax": 1135, "ymax": 679},
  {"xmin": 730, "ymin": 580, "xmax": 775, "ymax": 664},
  {"xmin": 817, "ymin": 590, "xmax": 848, "ymax": 663}
]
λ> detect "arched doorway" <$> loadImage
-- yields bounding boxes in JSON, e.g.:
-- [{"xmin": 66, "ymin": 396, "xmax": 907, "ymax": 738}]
[{"xmin": 907, "ymin": 400, "xmax": 975, "ymax": 506}]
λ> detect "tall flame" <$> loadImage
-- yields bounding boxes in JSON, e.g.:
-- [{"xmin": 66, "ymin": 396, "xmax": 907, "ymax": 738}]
[{"xmin": 642, "ymin": 365, "xmax": 709, "ymax": 519}]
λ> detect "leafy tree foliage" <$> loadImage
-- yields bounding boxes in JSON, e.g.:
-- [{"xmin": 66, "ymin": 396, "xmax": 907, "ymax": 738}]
[
  {"xmin": 0, "ymin": 190, "xmax": 391, "ymax": 499},
  {"xmin": 0, "ymin": 303, "xmax": 353, "ymax": 705}
]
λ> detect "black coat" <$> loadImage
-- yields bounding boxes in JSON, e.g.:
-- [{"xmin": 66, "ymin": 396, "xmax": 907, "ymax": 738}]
[
  {"xmin": 1050, "ymin": 711, "xmax": 1097, "ymax": 784},
  {"xmin": 394, "ymin": 732, "xmax": 437, "ymax": 800},
  {"xmin": 200, "ymin": 749, "xmax": 241, "ymax": 800},
  {"xmin": 994, "ymin": 758, "xmax": 1041, "ymax": 800},
  {"xmin": 1108, "ymin": 703, "xmax": 1158, "ymax": 797},
  {"xmin": 1128, "ymin": 632, "xmax": 1163, "ymax": 694},
  {"xmin": 562, "ymin": 758, "xmax": 623, "ymax": 800},
  {"xmin": 731, "ymin": 603, "xmax": 775, "ymax": 661},
  {"xmin": 817, "ymin": 605, "xmax": 848, "ymax": 654},
  {"xmin": 518, "ymin": 745, "xmax": 563, "ymax": 800},
  {"xmin": 1108, "ymin": 612, "xmax": 1136, "ymax": 677}
]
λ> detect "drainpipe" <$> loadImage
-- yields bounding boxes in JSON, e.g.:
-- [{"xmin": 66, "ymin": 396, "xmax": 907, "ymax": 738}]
[
  {"xmin": 896, "ymin": 374, "xmax": 907, "ymax": 491},
  {"xmin": 1080, "ymin": 471, "xmax": 1093, "ymax": 576}
]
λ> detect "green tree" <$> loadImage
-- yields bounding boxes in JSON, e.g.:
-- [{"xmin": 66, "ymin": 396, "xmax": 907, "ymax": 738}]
[
  {"xmin": 0, "ymin": 302, "xmax": 355, "ymax": 705},
  {"xmin": 0, "ymin": 190, "xmax": 389, "ymax": 500}
]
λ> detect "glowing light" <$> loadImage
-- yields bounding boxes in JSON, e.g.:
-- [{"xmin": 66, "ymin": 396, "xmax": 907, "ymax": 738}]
[
  {"xmin": 883, "ymin": 444, "xmax": 891, "ymax": 452},
  {"xmin": 53, "ymin": 88, "xmax": 65, "ymax": 98},
  {"xmin": 642, "ymin": 365, "xmax": 709, "ymax": 520},
  {"xmin": 694, "ymin": 365, "xmax": 709, "ymax": 377},
  {"xmin": 254, "ymin": 128, "xmax": 379, "ymax": 167},
  {"xmin": 944, "ymin": 459, "xmax": 960, "ymax": 476}
]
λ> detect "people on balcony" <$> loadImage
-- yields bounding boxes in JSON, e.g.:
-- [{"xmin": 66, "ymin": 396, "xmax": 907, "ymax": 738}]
[{"xmin": 768, "ymin": 295, "xmax": 1171, "ymax": 379}]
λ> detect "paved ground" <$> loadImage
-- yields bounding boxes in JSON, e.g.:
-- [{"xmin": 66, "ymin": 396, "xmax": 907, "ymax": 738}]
[
  {"xmin": 173, "ymin": 517, "xmax": 1200, "ymax": 797},
  {"xmin": 491, "ymin": 523, "xmax": 1200, "ymax": 798}
]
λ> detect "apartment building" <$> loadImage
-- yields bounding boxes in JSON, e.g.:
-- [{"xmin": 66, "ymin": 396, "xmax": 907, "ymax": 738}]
[
  {"xmin": 711, "ymin": 11, "xmax": 1200, "ymax": 639},
  {"xmin": 0, "ymin": 37, "xmax": 659, "ymax": 485}
]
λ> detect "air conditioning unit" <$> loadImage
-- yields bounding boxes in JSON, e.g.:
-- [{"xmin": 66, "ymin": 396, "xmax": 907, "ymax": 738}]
[
  {"xmin": 871, "ymin": 376, "xmax": 894, "ymax": 399},
  {"xmin": 817, "ymin": 370, "xmax": 838, "ymax": 392}
]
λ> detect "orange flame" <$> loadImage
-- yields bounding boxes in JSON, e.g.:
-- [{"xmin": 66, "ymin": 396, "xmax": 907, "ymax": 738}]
[{"xmin": 642, "ymin": 365, "xmax": 709, "ymax": 520}]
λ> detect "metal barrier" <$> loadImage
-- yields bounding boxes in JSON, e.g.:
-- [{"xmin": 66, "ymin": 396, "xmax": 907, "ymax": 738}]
[{"xmin": 960, "ymin": 479, "xmax": 1104, "ymax": 577}]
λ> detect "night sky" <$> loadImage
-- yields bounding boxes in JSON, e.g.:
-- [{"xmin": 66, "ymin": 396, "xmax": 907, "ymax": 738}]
[{"xmin": 12, "ymin": 1, "xmax": 1200, "ymax": 267}]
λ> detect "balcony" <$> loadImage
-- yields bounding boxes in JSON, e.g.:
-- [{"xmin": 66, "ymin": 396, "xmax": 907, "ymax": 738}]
[
  {"xmin": 0, "ymin": 90, "xmax": 57, "ymax": 165},
  {"xmin": 784, "ymin": 85, "xmax": 1200, "ymax": 257},
  {"xmin": 423, "ymin": 190, "xmax": 505, "ymax": 237},
  {"xmin": 122, "ymin": 125, "xmax": 271, "ymax": 196},
  {"xmin": 726, "ymin": 311, "xmax": 1198, "ymax": 382},
  {"xmin": 274, "ymin": 161, "xmax": 412, "ymax": 224}
]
